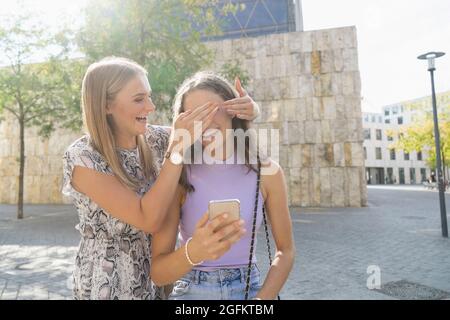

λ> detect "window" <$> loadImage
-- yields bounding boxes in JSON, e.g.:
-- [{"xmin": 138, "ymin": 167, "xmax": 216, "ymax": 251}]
[
  {"xmin": 398, "ymin": 117, "xmax": 403, "ymax": 125},
  {"xmin": 376, "ymin": 129, "xmax": 382, "ymax": 140},
  {"xmin": 364, "ymin": 129, "xmax": 371, "ymax": 140},
  {"xmin": 387, "ymin": 168, "xmax": 394, "ymax": 184},
  {"xmin": 404, "ymin": 152, "xmax": 410, "ymax": 161},
  {"xmin": 390, "ymin": 149, "xmax": 396, "ymax": 160},
  {"xmin": 376, "ymin": 147, "xmax": 382, "ymax": 160},
  {"xmin": 410, "ymin": 168, "xmax": 416, "ymax": 184},
  {"xmin": 364, "ymin": 114, "xmax": 369, "ymax": 122},
  {"xmin": 385, "ymin": 109, "xmax": 390, "ymax": 116},
  {"xmin": 371, "ymin": 115, "xmax": 376, "ymax": 123},
  {"xmin": 392, "ymin": 106, "xmax": 398, "ymax": 115},
  {"xmin": 385, "ymin": 119, "xmax": 391, "ymax": 124},
  {"xmin": 378, "ymin": 116, "xmax": 382, "ymax": 123},
  {"xmin": 364, "ymin": 147, "xmax": 367, "ymax": 160},
  {"xmin": 417, "ymin": 151, "xmax": 423, "ymax": 161},
  {"xmin": 420, "ymin": 168, "xmax": 427, "ymax": 182},
  {"xmin": 399, "ymin": 168, "xmax": 405, "ymax": 184},
  {"xmin": 387, "ymin": 133, "xmax": 394, "ymax": 141}
]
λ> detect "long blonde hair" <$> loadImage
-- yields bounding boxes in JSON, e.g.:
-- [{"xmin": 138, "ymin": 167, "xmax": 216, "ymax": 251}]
[{"xmin": 81, "ymin": 56, "xmax": 156, "ymax": 191}]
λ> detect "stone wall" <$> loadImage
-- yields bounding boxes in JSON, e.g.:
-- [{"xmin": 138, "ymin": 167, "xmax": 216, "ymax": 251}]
[
  {"xmin": 0, "ymin": 116, "xmax": 80, "ymax": 204},
  {"xmin": 0, "ymin": 26, "xmax": 367, "ymax": 207},
  {"xmin": 207, "ymin": 26, "xmax": 367, "ymax": 207}
]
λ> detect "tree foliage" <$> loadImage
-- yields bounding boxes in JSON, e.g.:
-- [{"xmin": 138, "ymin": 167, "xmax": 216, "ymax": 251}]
[{"xmin": 77, "ymin": 0, "xmax": 234, "ymax": 112}]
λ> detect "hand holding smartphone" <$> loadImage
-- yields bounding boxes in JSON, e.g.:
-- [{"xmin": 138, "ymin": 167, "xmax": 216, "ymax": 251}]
[{"xmin": 208, "ymin": 199, "xmax": 240, "ymax": 234}]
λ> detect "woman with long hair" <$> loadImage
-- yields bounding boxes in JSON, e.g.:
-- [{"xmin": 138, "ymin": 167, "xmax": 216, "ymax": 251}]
[{"xmin": 151, "ymin": 71, "xmax": 295, "ymax": 300}]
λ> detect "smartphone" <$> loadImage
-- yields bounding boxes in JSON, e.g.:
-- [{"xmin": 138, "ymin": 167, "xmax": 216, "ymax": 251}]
[{"xmin": 208, "ymin": 199, "xmax": 240, "ymax": 232}]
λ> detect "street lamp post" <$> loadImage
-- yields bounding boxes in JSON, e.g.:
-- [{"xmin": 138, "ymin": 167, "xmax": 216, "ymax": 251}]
[{"xmin": 418, "ymin": 51, "xmax": 448, "ymax": 238}]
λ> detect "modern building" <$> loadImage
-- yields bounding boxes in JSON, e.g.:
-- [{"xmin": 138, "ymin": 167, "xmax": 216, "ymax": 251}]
[
  {"xmin": 363, "ymin": 90, "xmax": 450, "ymax": 185},
  {"xmin": 207, "ymin": 0, "xmax": 303, "ymax": 40}
]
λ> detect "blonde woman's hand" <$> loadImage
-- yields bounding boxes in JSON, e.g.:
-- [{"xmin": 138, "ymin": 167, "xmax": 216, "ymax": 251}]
[
  {"xmin": 187, "ymin": 212, "xmax": 246, "ymax": 263},
  {"xmin": 222, "ymin": 77, "xmax": 260, "ymax": 121},
  {"xmin": 170, "ymin": 102, "xmax": 219, "ymax": 153}
]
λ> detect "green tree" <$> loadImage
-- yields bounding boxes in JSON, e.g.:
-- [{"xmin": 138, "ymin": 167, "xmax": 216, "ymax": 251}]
[
  {"xmin": 77, "ymin": 0, "xmax": 236, "ymax": 114},
  {"xmin": 0, "ymin": 12, "xmax": 84, "ymax": 219},
  {"xmin": 388, "ymin": 111, "xmax": 450, "ymax": 179},
  {"xmin": 219, "ymin": 60, "xmax": 250, "ymax": 88}
]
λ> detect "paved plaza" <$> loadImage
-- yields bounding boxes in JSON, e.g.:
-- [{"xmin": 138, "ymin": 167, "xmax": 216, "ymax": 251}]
[{"xmin": 1, "ymin": 186, "xmax": 449, "ymax": 300}]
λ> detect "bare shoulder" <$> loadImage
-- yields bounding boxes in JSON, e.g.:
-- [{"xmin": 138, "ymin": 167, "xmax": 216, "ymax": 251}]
[
  {"xmin": 260, "ymin": 159, "xmax": 286, "ymax": 198},
  {"xmin": 261, "ymin": 158, "xmax": 283, "ymax": 178}
]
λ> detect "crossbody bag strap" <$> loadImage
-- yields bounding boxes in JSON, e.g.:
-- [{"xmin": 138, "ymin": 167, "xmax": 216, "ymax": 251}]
[{"xmin": 244, "ymin": 156, "xmax": 280, "ymax": 300}]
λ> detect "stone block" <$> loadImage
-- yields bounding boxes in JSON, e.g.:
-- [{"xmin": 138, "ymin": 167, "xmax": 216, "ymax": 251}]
[
  {"xmin": 311, "ymin": 51, "xmax": 321, "ymax": 76},
  {"xmin": 320, "ymin": 51, "xmax": 335, "ymax": 73},
  {"xmin": 312, "ymin": 167, "xmax": 321, "ymax": 206},
  {"xmin": 289, "ymin": 53, "xmax": 303, "ymax": 76},
  {"xmin": 343, "ymin": 48, "xmax": 359, "ymax": 71},
  {"xmin": 272, "ymin": 55, "xmax": 288, "ymax": 78},
  {"xmin": 298, "ymin": 75, "xmax": 314, "ymax": 98},
  {"xmin": 288, "ymin": 145, "xmax": 302, "ymax": 168},
  {"xmin": 320, "ymin": 167, "xmax": 332, "ymax": 207},
  {"xmin": 289, "ymin": 167, "xmax": 302, "ymax": 206},
  {"xmin": 321, "ymin": 120, "xmax": 334, "ymax": 143},
  {"xmin": 344, "ymin": 143, "xmax": 353, "ymax": 166},
  {"xmin": 333, "ymin": 143, "xmax": 345, "ymax": 167},
  {"xmin": 351, "ymin": 142, "xmax": 365, "ymax": 167},
  {"xmin": 300, "ymin": 167, "xmax": 312, "ymax": 206},
  {"xmin": 347, "ymin": 168, "xmax": 362, "ymax": 207},
  {"xmin": 331, "ymin": 167, "xmax": 345, "ymax": 207},
  {"xmin": 304, "ymin": 120, "xmax": 321, "ymax": 144},
  {"xmin": 288, "ymin": 32, "xmax": 303, "ymax": 53},
  {"xmin": 322, "ymin": 97, "xmax": 337, "ymax": 120},
  {"xmin": 302, "ymin": 144, "xmax": 313, "ymax": 168},
  {"xmin": 301, "ymin": 31, "xmax": 313, "ymax": 52}
]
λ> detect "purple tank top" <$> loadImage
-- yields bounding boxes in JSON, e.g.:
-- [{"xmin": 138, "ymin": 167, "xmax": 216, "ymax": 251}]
[{"xmin": 179, "ymin": 154, "xmax": 263, "ymax": 270}]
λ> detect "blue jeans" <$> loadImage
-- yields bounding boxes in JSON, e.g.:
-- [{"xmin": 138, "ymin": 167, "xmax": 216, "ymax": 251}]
[{"xmin": 168, "ymin": 264, "xmax": 262, "ymax": 300}]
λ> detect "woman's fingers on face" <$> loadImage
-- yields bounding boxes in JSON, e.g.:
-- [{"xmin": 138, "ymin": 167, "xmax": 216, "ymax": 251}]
[
  {"xmin": 236, "ymin": 114, "xmax": 252, "ymax": 120},
  {"xmin": 225, "ymin": 103, "xmax": 253, "ymax": 113},
  {"xmin": 223, "ymin": 97, "xmax": 250, "ymax": 106},
  {"xmin": 185, "ymin": 102, "xmax": 214, "ymax": 119},
  {"xmin": 202, "ymin": 111, "xmax": 217, "ymax": 130},
  {"xmin": 190, "ymin": 103, "xmax": 219, "ymax": 122}
]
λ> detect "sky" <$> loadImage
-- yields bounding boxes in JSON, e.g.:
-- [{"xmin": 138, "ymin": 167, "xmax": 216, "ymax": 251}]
[
  {"xmin": 302, "ymin": 0, "xmax": 450, "ymax": 112},
  {"xmin": 1, "ymin": 0, "xmax": 449, "ymax": 113}
]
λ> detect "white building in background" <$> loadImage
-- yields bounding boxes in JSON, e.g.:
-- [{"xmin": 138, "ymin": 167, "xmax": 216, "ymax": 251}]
[
  {"xmin": 362, "ymin": 90, "xmax": 450, "ymax": 185},
  {"xmin": 363, "ymin": 112, "xmax": 430, "ymax": 185}
]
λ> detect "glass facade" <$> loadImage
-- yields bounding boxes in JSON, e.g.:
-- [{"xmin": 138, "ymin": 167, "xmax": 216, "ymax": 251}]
[{"xmin": 207, "ymin": 0, "xmax": 298, "ymax": 40}]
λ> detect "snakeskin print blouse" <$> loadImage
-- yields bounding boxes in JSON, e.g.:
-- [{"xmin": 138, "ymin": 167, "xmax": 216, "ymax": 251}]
[{"xmin": 62, "ymin": 125, "xmax": 169, "ymax": 300}]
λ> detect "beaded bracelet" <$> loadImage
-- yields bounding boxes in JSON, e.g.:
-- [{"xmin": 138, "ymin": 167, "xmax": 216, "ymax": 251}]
[{"xmin": 185, "ymin": 237, "xmax": 204, "ymax": 266}]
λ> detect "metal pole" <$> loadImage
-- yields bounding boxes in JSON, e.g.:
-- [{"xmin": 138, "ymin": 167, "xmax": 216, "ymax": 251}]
[{"xmin": 429, "ymin": 69, "xmax": 449, "ymax": 237}]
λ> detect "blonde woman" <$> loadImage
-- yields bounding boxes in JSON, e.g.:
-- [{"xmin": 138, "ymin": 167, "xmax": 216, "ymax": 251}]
[{"xmin": 62, "ymin": 57, "xmax": 259, "ymax": 300}]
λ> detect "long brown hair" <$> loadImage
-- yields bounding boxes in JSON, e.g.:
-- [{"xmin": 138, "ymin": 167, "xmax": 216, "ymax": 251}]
[
  {"xmin": 172, "ymin": 71, "xmax": 257, "ymax": 193},
  {"xmin": 81, "ymin": 56, "xmax": 156, "ymax": 191}
]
